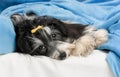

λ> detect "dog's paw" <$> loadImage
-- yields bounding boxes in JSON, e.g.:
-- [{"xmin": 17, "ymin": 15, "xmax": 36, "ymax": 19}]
[{"xmin": 93, "ymin": 29, "xmax": 108, "ymax": 46}]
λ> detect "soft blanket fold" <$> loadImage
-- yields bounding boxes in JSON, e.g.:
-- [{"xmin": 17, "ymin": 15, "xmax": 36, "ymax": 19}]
[{"xmin": 0, "ymin": 0, "xmax": 120, "ymax": 77}]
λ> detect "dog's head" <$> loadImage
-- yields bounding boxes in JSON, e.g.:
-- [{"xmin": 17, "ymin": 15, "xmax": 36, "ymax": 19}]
[{"xmin": 11, "ymin": 12, "xmax": 86, "ymax": 60}]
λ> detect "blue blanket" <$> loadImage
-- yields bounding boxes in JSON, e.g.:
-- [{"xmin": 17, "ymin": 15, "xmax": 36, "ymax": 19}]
[{"xmin": 0, "ymin": 0, "xmax": 120, "ymax": 76}]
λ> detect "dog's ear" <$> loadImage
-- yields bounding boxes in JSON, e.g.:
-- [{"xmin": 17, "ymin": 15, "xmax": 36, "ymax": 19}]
[
  {"xmin": 49, "ymin": 18, "xmax": 68, "ymax": 36},
  {"xmin": 64, "ymin": 23, "xmax": 87, "ymax": 39},
  {"xmin": 24, "ymin": 11, "xmax": 37, "ymax": 20},
  {"xmin": 10, "ymin": 14, "xmax": 24, "ymax": 25},
  {"xmin": 51, "ymin": 18, "xmax": 87, "ymax": 39}
]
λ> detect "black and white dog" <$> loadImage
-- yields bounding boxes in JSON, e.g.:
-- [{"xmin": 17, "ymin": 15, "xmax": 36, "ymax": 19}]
[{"xmin": 11, "ymin": 12, "xmax": 108, "ymax": 60}]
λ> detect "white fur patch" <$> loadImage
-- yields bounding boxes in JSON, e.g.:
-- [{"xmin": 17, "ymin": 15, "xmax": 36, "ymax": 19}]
[
  {"xmin": 28, "ymin": 37, "xmax": 43, "ymax": 51},
  {"xmin": 93, "ymin": 29, "xmax": 108, "ymax": 46},
  {"xmin": 72, "ymin": 26, "xmax": 108, "ymax": 56},
  {"xmin": 56, "ymin": 41, "xmax": 75, "ymax": 57},
  {"xmin": 50, "ymin": 41, "xmax": 75, "ymax": 59},
  {"xmin": 32, "ymin": 37, "xmax": 43, "ymax": 46},
  {"xmin": 43, "ymin": 26, "xmax": 52, "ymax": 35},
  {"xmin": 72, "ymin": 35, "xmax": 96, "ymax": 56},
  {"xmin": 84, "ymin": 26, "xmax": 96, "ymax": 34},
  {"xmin": 24, "ymin": 13, "xmax": 36, "ymax": 20}
]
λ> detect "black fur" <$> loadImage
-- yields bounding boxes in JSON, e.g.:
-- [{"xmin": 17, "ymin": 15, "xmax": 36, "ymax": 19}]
[{"xmin": 11, "ymin": 13, "xmax": 87, "ymax": 59}]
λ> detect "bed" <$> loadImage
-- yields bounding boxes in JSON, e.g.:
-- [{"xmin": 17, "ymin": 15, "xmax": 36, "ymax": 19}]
[{"xmin": 0, "ymin": 50, "xmax": 114, "ymax": 77}]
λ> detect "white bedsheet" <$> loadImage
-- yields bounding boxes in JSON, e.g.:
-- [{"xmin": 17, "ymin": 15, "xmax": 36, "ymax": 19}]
[{"xmin": 0, "ymin": 50, "xmax": 114, "ymax": 77}]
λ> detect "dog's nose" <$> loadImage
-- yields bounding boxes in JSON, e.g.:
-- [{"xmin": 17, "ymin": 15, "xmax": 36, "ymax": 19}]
[{"xmin": 59, "ymin": 52, "xmax": 66, "ymax": 60}]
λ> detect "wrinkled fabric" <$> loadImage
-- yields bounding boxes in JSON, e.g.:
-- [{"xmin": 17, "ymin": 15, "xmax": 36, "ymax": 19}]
[
  {"xmin": 0, "ymin": 50, "xmax": 113, "ymax": 77},
  {"xmin": 0, "ymin": 16, "xmax": 15, "ymax": 54}
]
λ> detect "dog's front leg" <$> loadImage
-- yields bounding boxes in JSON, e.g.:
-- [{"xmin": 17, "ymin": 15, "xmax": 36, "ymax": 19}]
[{"xmin": 71, "ymin": 35, "xmax": 96, "ymax": 56}]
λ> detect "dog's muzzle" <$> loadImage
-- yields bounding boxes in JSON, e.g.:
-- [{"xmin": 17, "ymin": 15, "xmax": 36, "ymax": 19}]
[
  {"xmin": 35, "ymin": 25, "xmax": 75, "ymax": 60},
  {"xmin": 46, "ymin": 41, "xmax": 75, "ymax": 60}
]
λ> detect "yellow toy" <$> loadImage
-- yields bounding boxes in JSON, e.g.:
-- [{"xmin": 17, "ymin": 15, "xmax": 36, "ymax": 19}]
[{"xmin": 31, "ymin": 25, "xmax": 43, "ymax": 33}]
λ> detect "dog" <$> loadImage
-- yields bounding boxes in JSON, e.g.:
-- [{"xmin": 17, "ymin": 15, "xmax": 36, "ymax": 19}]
[{"xmin": 10, "ymin": 12, "xmax": 108, "ymax": 60}]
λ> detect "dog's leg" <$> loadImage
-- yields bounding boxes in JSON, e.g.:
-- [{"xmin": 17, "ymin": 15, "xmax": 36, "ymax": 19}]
[
  {"xmin": 71, "ymin": 26, "xmax": 108, "ymax": 56},
  {"xmin": 72, "ymin": 35, "xmax": 96, "ymax": 56}
]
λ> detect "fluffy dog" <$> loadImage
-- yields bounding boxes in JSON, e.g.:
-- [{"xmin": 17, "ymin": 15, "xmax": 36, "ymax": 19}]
[{"xmin": 11, "ymin": 12, "xmax": 108, "ymax": 60}]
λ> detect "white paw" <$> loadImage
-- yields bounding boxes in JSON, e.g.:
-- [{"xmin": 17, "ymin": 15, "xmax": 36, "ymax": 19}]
[{"xmin": 93, "ymin": 29, "xmax": 108, "ymax": 46}]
